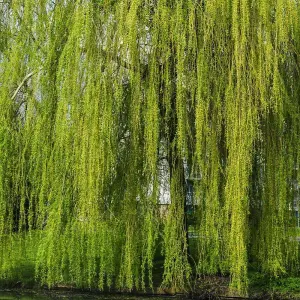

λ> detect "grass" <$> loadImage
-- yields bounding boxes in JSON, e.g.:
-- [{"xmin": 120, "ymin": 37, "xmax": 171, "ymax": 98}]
[{"xmin": 248, "ymin": 271, "xmax": 300, "ymax": 299}]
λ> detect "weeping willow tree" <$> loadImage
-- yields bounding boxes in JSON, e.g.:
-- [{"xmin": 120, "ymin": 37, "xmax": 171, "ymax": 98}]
[{"xmin": 0, "ymin": 0, "xmax": 300, "ymax": 296}]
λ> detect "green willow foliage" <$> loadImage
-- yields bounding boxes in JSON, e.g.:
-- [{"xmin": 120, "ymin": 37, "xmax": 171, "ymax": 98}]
[{"xmin": 0, "ymin": 0, "xmax": 300, "ymax": 296}]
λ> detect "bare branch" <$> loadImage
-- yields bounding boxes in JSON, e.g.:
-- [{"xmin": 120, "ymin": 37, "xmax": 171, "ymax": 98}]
[{"xmin": 11, "ymin": 70, "xmax": 37, "ymax": 101}]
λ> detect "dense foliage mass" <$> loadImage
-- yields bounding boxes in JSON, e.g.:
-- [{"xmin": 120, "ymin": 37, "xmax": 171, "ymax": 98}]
[{"xmin": 1, "ymin": 0, "xmax": 300, "ymax": 296}]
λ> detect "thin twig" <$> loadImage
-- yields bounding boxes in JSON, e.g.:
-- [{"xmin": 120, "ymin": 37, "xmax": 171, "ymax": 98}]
[{"xmin": 11, "ymin": 70, "xmax": 36, "ymax": 101}]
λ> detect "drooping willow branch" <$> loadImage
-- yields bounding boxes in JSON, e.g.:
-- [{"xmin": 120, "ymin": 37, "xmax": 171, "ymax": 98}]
[{"xmin": 0, "ymin": 0, "xmax": 299, "ymax": 297}]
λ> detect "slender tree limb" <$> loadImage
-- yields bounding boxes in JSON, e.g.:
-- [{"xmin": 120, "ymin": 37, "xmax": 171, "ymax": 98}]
[{"xmin": 11, "ymin": 70, "xmax": 37, "ymax": 101}]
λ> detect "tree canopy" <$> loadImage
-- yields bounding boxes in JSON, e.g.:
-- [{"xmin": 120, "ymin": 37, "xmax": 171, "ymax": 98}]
[{"xmin": 0, "ymin": 0, "xmax": 300, "ymax": 296}]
